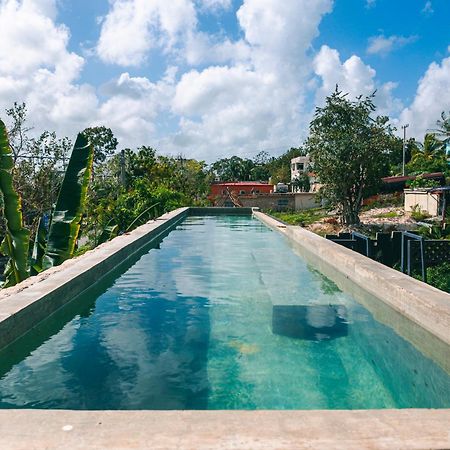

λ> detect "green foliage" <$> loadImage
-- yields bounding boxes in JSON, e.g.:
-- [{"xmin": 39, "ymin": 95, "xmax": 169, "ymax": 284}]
[
  {"xmin": 30, "ymin": 217, "xmax": 48, "ymax": 274},
  {"xmin": 0, "ymin": 119, "xmax": 30, "ymax": 287},
  {"xmin": 267, "ymin": 147, "xmax": 305, "ymax": 184},
  {"xmin": 211, "ymin": 156, "xmax": 255, "ymax": 181},
  {"xmin": 269, "ymin": 208, "xmax": 327, "ymax": 226},
  {"xmin": 414, "ymin": 224, "xmax": 450, "ymax": 240},
  {"xmin": 43, "ymin": 134, "xmax": 94, "ymax": 269},
  {"xmin": 406, "ymin": 133, "xmax": 447, "ymax": 175},
  {"xmin": 306, "ymin": 88, "xmax": 393, "ymax": 225},
  {"xmin": 429, "ymin": 111, "xmax": 450, "ymax": 149},
  {"xmin": 410, "ymin": 204, "xmax": 431, "ymax": 221},
  {"xmin": 407, "ymin": 175, "xmax": 440, "ymax": 189},
  {"xmin": 292, "ymin": 172, "xmax": 310, "ymax": 192},
  {"xmin": 374, "ymin": 211, "xmax": 398, "ymax": 219},
  {"xmin": 427, "ymin": 262, "xmax": 450, "ymax": 293},
  {"xmin": 82, "ymin": 126, "xmax": 118, "ymax": 164}
]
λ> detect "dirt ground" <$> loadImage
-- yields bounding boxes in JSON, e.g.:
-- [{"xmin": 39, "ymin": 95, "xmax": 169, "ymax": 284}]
[{"xmin": 306, "ymin": 206, "xmax": 418, "ymax": 236}]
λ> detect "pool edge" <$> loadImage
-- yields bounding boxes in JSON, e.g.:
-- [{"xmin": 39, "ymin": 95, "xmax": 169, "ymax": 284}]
[
  {"xmin": 0, "ymin": 207, "xmax": 189, "ymax": 350},
  {"xmin": 254, "ymin": 210, "xmax": 450, "ymax": 373},
  {"xmin": 0, "ymin": 409, "xmax": 448, "ymax": 449}
]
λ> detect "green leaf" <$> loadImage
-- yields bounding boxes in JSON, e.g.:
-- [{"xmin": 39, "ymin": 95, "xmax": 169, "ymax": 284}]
[
  {"xmin": 42, "ymin": 133, "xmax": 94, "ymax": 269},
  {"xmin": 30, "ymin": 216, "xmax": 48, "ymax": 274},
  {"xmin": 97, "ymin": 223, "xmax": 119, "ymax": 245},
  {"xmin": 0, "ymin": 119, "xmax": 30, "ymax": 287},
  {"xmin": 125, "ymin": 202, "xmax": 160, "ymax": 232}
]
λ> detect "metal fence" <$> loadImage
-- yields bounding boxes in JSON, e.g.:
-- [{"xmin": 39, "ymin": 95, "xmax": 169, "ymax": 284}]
[{"xmin": 325, "ymin": 230, "xmax": 450, "ymax": 282}]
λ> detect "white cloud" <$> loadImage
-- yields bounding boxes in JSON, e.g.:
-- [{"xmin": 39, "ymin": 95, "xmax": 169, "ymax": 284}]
[
  {"xmin": 166, "ymin": 0, "xmax": 334, "ymax": 160},
  {"xmin": 366, "ymin": 0, "xmax": 376, "ymax": 8},
  {"xmin": 97, "ymin": 69, "xmax": 176, "ymax": 148},
  {"xmin": 97, "ymin": 0, "xmax": 197, "ymax": 66},
  {"xmin": 367, "ymin": 34, "xmax": 418, "ymax": 56},
  {"xmin": 184, "ymin": 32, "xmax": 251, "ymax": 66},
  {"xmin": 0, "ymin": 0, "xmax": 98, "ymax": 138},
  {"xmin": 196, "ymin": 0, "xmax": 231, "ymax": 12},
  {"xmin": 399, "ymin": 56, "xmax": 450, "ymax": 140},
  {"xmin": 313, "ymin": 45, "xmax": 403, "ymax": 117},
  {"xmin": 422, "ymin": 1, "xmax": 434, "ymax": 15}
]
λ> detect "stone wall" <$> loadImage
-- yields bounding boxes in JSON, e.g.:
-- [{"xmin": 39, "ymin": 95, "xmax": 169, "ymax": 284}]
[{"xmin": 238, "ymin": 192, "xmax": 317, "ymax": 211}]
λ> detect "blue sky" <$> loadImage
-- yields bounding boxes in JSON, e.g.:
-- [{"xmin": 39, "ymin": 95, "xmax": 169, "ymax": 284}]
[{"xmin": 0, "ymin": 0, "xmax": 449, "ymax": 161}]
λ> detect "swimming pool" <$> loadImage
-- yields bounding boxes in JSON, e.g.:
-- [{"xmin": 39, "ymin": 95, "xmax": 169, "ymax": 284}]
[{"xmin": 0, "ymin": 215, "xmax": 449, "ymax": 409}]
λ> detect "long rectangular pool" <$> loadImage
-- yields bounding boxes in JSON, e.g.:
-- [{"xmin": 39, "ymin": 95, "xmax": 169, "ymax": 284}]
[{"xmin": 0, "ymin": 215, "xmax": 449, "ymax": 409}]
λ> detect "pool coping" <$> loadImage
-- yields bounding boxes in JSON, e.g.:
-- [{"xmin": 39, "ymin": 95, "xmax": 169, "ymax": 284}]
[
  {"xmin": 0, "ymin": 409, "xmax": 449, "ymax": 449},
  {"xmin": 0, "ymin": 207, "xmax": 449, "ymax": 449},
  {"xmin": 0, "ymin": 207, "xmax": 190, "ymax": 350}
]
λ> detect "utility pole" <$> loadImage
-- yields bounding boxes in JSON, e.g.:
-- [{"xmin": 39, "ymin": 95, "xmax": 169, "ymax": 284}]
[
  {"xmin": 402, "ymin": 124, "xmax": 409, "ymax": 176},
  {"xmin": 120, "ymin": 149, "xmax": 126, "ymax": 188}
]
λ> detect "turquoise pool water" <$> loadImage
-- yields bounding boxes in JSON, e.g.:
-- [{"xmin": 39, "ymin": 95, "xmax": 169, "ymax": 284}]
[{"xmin": 0, "ymin": 215, "xmax": 449, "ymax": 409}]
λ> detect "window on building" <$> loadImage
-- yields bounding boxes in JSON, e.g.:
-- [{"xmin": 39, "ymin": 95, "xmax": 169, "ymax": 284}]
[
  {"xmin": 291, "ymin": 164, "xmax": 295, "ymax": 170},
  {"xmin": 240, "ymin": 190, "xmax": 246, "ymax": 195},
  {"xmin": 296, "ymin": 162, "xmax": 304, "ymax": 171},
  {"xmin": 255, "ymin": 190, "xmax": 260, "ymax": 194}
]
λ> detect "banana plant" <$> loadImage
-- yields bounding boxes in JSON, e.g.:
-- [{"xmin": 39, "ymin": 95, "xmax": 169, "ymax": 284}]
[
  {"xmin": 0, "ymin": 119, "xmax": 30, "ymax": 287},
  {"xmin": 42, "ymin": 133, "xmax": 94, "ymax": 269},
  {"xmin": 30, "ymin": 216, "xmax": 48, "ymax": 274}
]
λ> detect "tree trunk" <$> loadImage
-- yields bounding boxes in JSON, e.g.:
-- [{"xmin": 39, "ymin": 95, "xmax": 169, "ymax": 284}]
[{"xmin": 341, "ymin": 203, "xmax": 361, "ymax": 225}]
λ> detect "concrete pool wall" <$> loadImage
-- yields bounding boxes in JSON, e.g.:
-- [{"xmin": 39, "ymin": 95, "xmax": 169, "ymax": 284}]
[
  {"xmin": 0, "ymin": 207, "xmax": 449, "ymax": 449},
  {"xmin": 253, "ymin": 211, "xmax": 450, "ymax": 374}
]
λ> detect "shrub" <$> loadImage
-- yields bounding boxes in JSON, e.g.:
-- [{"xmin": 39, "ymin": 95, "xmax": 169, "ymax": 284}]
[
  {"xmin": 427, "ymin": 263, "xmax": 450, "ymax": 293},
  {"xmin": 410, "ymin": 204, "xmax": 431, "ymax": 221}
]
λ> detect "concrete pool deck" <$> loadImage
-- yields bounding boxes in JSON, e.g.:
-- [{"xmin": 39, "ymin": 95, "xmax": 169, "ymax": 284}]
[
  {"xmin": 0, "ymin": 207, "xmax": 449, "ymax": 449},
  {"xmin": 0, "ymin": 409, "xmax": 449, "ymax": 449}
]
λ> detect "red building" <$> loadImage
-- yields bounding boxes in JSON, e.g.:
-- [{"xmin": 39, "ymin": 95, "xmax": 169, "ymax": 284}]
[{"xmin": 210, "ymin": 182, "xmax": 273, "ymax": 197}]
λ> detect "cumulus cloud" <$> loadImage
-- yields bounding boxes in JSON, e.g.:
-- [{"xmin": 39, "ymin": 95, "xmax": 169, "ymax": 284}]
[
  {"xmin": 167, "ymin": 0, "xmax": 334, "ymax": 159},
  {"xmin": 367, "ymin": 34, "xmax": 418, "ymax": 56},
  {"xmin": 97, "ymin": 0, "xmax": 197, "ymax": 66},
  {"xmin": 399, "ymin": 56, "xmax": 450, "ymax": 139},
  {"xmin": 98, "ymin": 69, "xmax": 177, "ymax": 148},
  {"xmin": 0, "ymin": 0, "xmax": 98, "ymax": 138},
  {"xmin": 313, "ymin": 45, "xmax": 403, "ymax": 117}
]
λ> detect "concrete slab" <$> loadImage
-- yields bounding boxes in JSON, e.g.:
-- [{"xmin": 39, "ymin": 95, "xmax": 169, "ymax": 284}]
[{"xmin": 0, "ymin": 409, "xmax": 449, "ymax": 449}]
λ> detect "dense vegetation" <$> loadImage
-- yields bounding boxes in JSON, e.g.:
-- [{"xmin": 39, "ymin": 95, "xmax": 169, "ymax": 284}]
[{"xmin": 0, "ymin": 94, "xmax": 448, "ymax": 288}]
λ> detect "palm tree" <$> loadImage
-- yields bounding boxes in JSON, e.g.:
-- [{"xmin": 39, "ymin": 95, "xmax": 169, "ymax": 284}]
[
  {"xmin": 411, "ymin": 133, "xmax": 443, "ymax": 162},
  {"xmin": 429, "ymin": 111, "xmax": 450, "ymax": 151}
]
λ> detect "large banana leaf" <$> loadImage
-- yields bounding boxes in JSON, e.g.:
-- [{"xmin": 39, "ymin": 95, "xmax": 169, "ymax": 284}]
[
  {"xmin": 31, "ymin": 216, "xmax": 48, "ymax": 275},
  {"xmin": 0, "ymin": 119, "xmax": 30, "ymax": 287},
  {"xmin": 43, "ymin": 134, "xmax": 94, "ymax": 269}
]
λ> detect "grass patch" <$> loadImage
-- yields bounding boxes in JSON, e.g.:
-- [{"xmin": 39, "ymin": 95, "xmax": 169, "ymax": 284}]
[
  {"xmin": 373, "ymin": 211, "xmax": 398, "ymax": 219},
  {"xmin": 268, "ymin": 208, "xmax": 327, "ymax": 226}
]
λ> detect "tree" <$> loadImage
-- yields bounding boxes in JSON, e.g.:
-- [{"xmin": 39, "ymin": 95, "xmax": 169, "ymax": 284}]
[
  {"xmin": 306, "ymin": 89, "xmax": 392, "ymax": 225},
  {"xmin": 210, "ymin": 156, "xmax": 255, "ymax": 181},
  {"xmin": 82, "ymin": 126, "xmax": 118, "ymax": 164},
  {"xmin": 430, "ymin": 111, "xmax": 450, "ymax": 148},
  {"xmin": 5, "ymin": 102, "xmax": 31, "ymax": 163},
  {"xmin": 266, "ymin": 147, "xmax": 305, "ymax": 184},
  {"xmin": 292, "ymin": 172, "xmax": 310, "ymax": 192},
  {"xmin": 406, "ymin": 133, "xmax": 447, "ymax": 174}
]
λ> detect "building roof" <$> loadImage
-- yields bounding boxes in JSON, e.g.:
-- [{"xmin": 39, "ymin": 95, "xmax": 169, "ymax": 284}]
[
  {"xmin": 211, "ymin": 181, "xmax": 272, "ymax": 186},
  {"xmin": 381, "ymin": 172, "xmax": 444, "ymax": 184}
]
